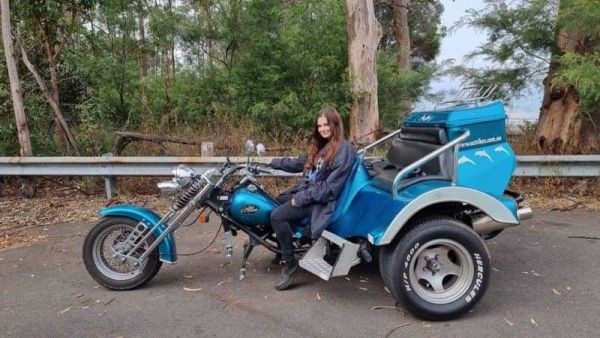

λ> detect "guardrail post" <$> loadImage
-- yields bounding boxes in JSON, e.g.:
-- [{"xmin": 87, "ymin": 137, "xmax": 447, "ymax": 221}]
[
  {"xmin": 104, "ymin": 176, "xmax": 116, "ymax": 199},
  {"xmin": 102, "ymin": 153, "xmax": 116, "ymax": 199},
  {"xmin": 201, "ymin": 142, "xmax": 214, "ymax": 157}
]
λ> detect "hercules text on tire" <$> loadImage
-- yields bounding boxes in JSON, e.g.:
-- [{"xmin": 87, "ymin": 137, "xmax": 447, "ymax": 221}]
[
  {"xmin": 82, "ymin": 216, "xmax": 162, "ymax": 290},
  {"xmin": 380, "ymin": 217, "xmax": 491, "ymax": 320}
]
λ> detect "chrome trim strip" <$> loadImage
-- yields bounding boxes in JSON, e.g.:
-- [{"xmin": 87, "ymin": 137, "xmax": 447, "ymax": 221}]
[
  {"xmin": 392, "ymin": 130, "xmax": 470, "ymax": 199},
  {"xmin": 358, "ymin": 129, "xmax": 403, "ymax": 155},
  {"xmin": 376, "ymin": 186, "xmax": 519, "ymax": 245}
]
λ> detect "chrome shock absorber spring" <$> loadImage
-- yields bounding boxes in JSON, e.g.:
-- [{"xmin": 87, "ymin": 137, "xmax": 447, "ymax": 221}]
[{"xmin": 173, "ymin": 177, "xmax": 203, "ymax": 210}]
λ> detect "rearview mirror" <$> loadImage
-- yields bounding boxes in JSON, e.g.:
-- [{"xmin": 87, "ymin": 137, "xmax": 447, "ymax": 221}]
[
  {"xmin": 256, "ymin": 143, "xmax": 265, "ymax": 156},
  {"xmin": 244, "ymin": 140, "xmax": 255, "ymax": 154}
]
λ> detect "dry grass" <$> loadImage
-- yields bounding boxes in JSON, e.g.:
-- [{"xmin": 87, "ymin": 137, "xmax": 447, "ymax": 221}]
[
  {"xmin": 507, "ymin": 123, "xmax": 539, "ymax": 155},
  {"xmin": 0, "ymin": 180, "xmax": 169, "ymax": 249},
  {"xmin": 510, "ymin": 177, "xmax": 600, "ymax": 210}
]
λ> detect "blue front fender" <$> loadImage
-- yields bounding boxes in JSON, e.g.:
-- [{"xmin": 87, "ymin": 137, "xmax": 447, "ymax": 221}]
[{"xmin": 98, "ymin": 205, "xmax": 177, "ymax": 264}]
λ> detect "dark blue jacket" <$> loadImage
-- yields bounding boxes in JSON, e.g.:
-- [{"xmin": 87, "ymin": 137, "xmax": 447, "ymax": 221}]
[{"xmin": 270, "ymin": 140, "xmax": 356, "ymax": 239}]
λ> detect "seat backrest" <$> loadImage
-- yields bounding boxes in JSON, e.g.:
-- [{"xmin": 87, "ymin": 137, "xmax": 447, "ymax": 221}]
[{"xmin": 386, "ymin": 127, "xmax": 452, "ymax": 177}]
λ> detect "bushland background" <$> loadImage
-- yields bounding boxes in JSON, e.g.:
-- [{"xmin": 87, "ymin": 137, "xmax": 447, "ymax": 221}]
[{"xmin": 0, "ymin": 0, "xmax": 599, "ymax": 247}]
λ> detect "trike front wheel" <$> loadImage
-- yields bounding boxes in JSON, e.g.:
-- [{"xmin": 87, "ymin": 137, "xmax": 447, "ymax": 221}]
[
  {"xmin": 82, "ymin": 217, "xmax": 162, "ymax": 290},
  {"xmin": 380, "ymin": 217, "xmax": 490, "ymax": 320}
]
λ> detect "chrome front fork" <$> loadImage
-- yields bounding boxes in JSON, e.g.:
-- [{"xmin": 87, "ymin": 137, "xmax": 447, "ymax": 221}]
[{"xmin": 121, "ymin": 183, "xmax": 214, "ymax": 265}]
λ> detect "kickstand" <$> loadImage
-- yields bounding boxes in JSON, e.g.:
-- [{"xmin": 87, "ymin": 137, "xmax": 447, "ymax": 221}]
[{"xmin": 239, "ymin": 240, "xmax": 256, "ymax": 280}]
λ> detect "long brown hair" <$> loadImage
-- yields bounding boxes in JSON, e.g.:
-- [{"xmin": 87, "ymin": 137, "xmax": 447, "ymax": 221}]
[{"xmin": 305, "ymin": 106, "xmax": 345, "ymax": 170}]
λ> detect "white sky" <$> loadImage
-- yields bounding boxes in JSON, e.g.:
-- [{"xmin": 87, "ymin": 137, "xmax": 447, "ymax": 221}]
[{"xmin": 422, "ymin": 0, "xmax": 542, "ymax": 121}]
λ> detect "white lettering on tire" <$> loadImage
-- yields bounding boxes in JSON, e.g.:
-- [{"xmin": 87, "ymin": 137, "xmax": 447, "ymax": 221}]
[
  {"xmin": 465, "ymin": 253, "xmax": 484, "ymax": 304},
  {"xmin": 403, "ymin": 242, "xmax": 420, "ymax": 291}
]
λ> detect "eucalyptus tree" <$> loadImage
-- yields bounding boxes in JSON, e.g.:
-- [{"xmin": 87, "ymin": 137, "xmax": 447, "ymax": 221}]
[
  {"xmin": 1, "ymin": 0, "xmax": 35, "ymax": 196},
  {"xmin": 457, "ymin": 0, "xmax": 599, "ymax": 154},
  {"xmin": 12, "ymin": 0, "xmax": 96, "ymax": 155}
]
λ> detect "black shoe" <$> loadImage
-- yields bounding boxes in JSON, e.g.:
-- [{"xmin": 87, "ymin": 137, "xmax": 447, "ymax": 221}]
[{"xmin": 275, "ymin": 260, "xmax": 299, "ymax": 291}]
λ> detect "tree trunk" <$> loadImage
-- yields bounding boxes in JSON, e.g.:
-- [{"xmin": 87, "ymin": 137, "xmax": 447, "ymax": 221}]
[
  {"xmin": 1, "ymin": 0, "xmax": 35, "ymax": 197},
  {"xmin": 534, "ymin": 30, "xmax": 600, "ymax": 154},
  {"xmin": 138, "ymin": 0, "xmax": 148, "ymax": 114},
  {"xmin": 391, "ymin": 0, "xmax": 412, "ymax": 117},
  {"xmin": 346, "ymin": 0, "xmax": 383, "ymax": 145},
  {"xmin": 39, "ymin": 21, "xmax": 73, "ymax": 153},
  {"xmin": 18, "ymin": 32, "xmax": 80, "ymax": 155}
]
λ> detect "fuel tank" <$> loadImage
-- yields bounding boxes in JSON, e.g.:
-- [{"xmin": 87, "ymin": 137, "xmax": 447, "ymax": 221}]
[{"xmin": 230, "ymin": 183, "xmax": 278, "ymax": 227}]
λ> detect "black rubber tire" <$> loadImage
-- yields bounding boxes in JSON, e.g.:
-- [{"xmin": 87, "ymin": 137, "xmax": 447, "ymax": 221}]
[
  {"xmin": 379, "ymin": 217, "xmax": 490, "ymax": 321},
  {"xmin": 83, "ymin": 217, "xmax": 162, "ymax": 290}
]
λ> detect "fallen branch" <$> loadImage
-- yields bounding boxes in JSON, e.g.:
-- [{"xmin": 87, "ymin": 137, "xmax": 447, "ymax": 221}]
[
  {"xmin": 385, "ymin": 323, "xmax": 411, "ymax": 338},
  {"xmin": 568, "ymin": 236, "xmax": 600, "ymax": 240},
  {"xmin": 114, "ymin": 131, "xmax": 206, "ymax": 155}
]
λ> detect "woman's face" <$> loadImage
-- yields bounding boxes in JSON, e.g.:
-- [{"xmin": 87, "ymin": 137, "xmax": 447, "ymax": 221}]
[{"xmin": 317, "ymin": 117, "xmax": 332, "ymax": 139}]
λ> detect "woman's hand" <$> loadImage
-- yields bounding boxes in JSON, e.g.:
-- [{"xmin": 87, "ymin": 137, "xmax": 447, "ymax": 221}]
[{"xmin": 291, "ymin": 197, "xmax": 297, "ymax": 207}]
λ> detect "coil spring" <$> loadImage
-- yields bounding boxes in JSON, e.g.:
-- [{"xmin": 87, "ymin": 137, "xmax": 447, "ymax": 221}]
[{"xmin": 173, "ymin": 177, "xmax": 203, "ymax": 210}]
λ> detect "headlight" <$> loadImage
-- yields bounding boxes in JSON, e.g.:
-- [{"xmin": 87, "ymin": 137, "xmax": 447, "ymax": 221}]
[
  {"xmin": 157, "ymin": 179, "xmax": 181, "ymax": 194},
  {"xmin": 172, "ymin": 165, "xmax": 195, "ymax": 187}
]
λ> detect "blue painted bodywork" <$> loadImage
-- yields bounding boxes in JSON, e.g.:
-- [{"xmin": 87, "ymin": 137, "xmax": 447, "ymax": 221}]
[
  {"xmin": 325, "ymin": 100, "xmax": 519, "ymax": 243},
  {"xmin": 404, "ymin": 100, "xmax": 516, "ymax": 197},
  {"xmin": 98, "ymin": 205, "xmax": 177, "ymax": 264},
  {"xmin": 230, "ymin": 185, "xmax": 307, "ymax": 237},
  {"xmin": 230, "ymin": 186, "xmax": 278, "ymax": 226}
]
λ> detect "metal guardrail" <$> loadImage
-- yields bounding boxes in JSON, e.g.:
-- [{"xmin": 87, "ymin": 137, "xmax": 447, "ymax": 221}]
[{"xmin": 1, "ymin": 155, "xmax": 599, "ymax": 198}]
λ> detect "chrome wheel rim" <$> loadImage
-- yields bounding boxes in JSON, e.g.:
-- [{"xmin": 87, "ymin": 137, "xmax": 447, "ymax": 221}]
[
  {"xmin": 92, "ymin": 224, "xmax": 148, "ymax": 281},
  {"xmin": 408, "ymin": 239, "xmax": 474, "ymax": 304}
]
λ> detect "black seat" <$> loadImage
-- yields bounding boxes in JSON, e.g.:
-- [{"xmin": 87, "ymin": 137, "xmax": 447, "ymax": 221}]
[{"xmin": 366, "ymin": 127, "xmax": 453, "ymax": 193}]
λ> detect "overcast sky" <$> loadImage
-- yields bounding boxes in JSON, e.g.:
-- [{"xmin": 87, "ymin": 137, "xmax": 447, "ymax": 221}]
[{"xmin": 422, "ymin": 0, "xmax": 542, "ymax": 121}]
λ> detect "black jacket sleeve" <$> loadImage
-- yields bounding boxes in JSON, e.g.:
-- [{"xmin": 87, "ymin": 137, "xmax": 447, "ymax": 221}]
[
  {"xmin": 269, "ymin": 155, "xmax": 307, "ymax": 173},
  {"xmin": 293, "ymin": 142, "xmax": 356, "ymax": 207}
]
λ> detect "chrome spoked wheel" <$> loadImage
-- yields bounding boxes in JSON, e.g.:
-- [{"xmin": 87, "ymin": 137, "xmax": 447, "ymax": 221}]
[
  {"xmin": 92, "ymin": 224, "xmax": 147, "ymax": 281},
  {"xmin": 83, "ymin": 217, "xmax": 162, "ymax": 290},
  {"xmin": 409, "ymin": 239, "xmax": 474, "ymax": 304}
]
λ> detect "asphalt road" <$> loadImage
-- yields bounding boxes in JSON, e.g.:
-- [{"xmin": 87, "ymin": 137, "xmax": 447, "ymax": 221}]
[{"xmin": 1, "ymin": 209, "xmax": 599, "ymax": 338}]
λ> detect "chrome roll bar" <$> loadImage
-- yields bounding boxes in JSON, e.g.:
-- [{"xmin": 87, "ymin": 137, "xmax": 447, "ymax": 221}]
[{"xmin": 392, "ymin": 130, "xmax": 470, "ymax": 200}]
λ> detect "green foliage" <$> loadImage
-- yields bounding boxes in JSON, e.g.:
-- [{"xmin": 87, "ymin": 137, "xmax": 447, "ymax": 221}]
[
  {"xmin": 555, "ymin": 52, "xmax": 600, "ymax": 113},
  {"xmin": 376, "ymin": 0, "xmax": 446, "ymax": 61},
  {"xmin": 0, "ymin": 0, "xmax": 443, "ymax": 155},
  {"xmin": 377, "ymin": 51, "xmax": 436, "ymax": 129},
  {"xmin": 232, "ymin": 0, "xmax": 351, "ymax": 134},
  {"xmin": 452, "ymin": 0, "xmax": 557, "ymax": 98},
  {"xmin": 456, "ymin": 0, "xmax": 600, "ymax": 112},
  {"xmin": 558, "ymin": 0, "xmax": 600, "ymax": 36}
]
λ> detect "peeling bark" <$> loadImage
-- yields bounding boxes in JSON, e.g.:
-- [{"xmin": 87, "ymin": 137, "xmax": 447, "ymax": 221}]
[
  {"xmin": 346, "ymin": 0, "xmax": 383, "ymax": 144},
  {"xmin": 1, "ymin": 0, "xmax": 35, "ymax": 197},
  {"xmin": 535, "ymin": 30, "xmax": 600, "ymax": 154}
]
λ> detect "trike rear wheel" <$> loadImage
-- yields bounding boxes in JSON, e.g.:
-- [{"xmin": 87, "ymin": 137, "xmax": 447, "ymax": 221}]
[{"xmin": 380, "ymin": 217, "xmax": 490, "ymax": 320}]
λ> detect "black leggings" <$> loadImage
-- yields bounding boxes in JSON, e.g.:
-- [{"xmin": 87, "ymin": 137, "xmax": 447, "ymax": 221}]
[{"xmin": 270, "ymin": 192, "xmax": 311, "ymax": 262}]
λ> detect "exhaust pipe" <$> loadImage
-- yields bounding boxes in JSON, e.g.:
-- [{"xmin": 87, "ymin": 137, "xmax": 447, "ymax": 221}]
[
  {"xmin": 517, "ymin": 207, "xmax": 533, "ymax": 221},
  {"xmin": 472, "ymin": 206, "xmax": 533, "ymax": 234}
]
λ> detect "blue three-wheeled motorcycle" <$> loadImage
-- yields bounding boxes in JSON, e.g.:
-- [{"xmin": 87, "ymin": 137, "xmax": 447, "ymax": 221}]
[{"xmin": 83, "ymin": 91, "xmax": 532, "ymax": 320}]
